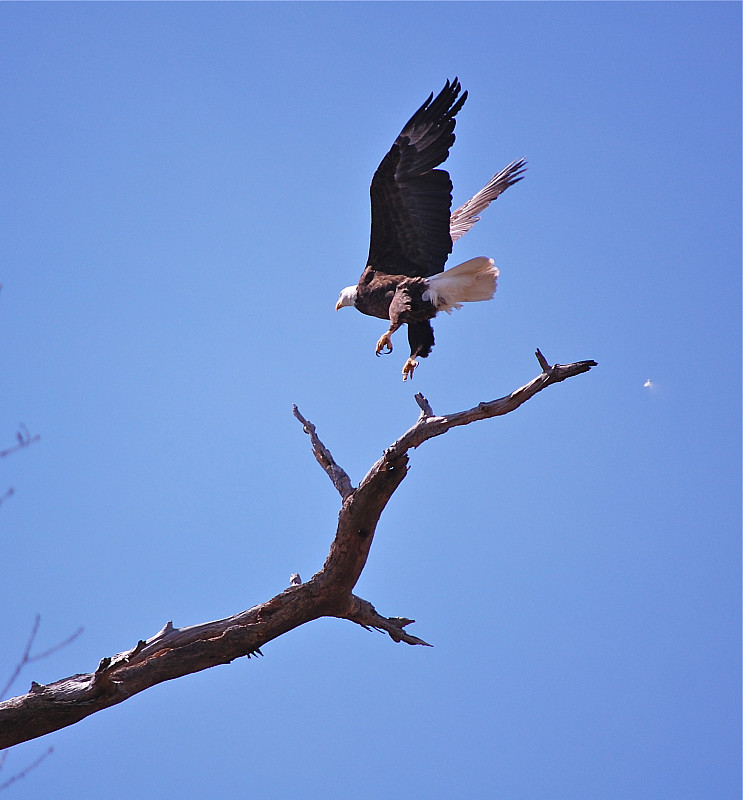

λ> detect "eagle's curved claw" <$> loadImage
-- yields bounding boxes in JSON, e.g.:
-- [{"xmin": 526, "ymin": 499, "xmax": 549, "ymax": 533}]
[
  {"xmin": 375, "ymin": 332, "xmax": 393, "ymax": 356},
  {"xmin": 402, "ymin": 358, "xmax": 418, "ymax": 381}
]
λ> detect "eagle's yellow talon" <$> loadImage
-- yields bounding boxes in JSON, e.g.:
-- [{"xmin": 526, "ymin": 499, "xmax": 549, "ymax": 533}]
[
  {"xmin": 376, "ymin": 332, "xmax": 393, "ymax": 356},
  {"xmin": 402, "ymin": 358, "xmax": 418, "ymax": 381}
]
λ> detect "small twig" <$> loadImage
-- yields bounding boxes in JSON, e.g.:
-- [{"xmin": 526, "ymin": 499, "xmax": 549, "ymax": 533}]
[
  {"xmin": 27, "ymin": 627, "xmax": 84, "ymax": 664},
  {"xmin": 0, "ymin": 488, "xmax": 14, "ymax": 508},
  {"xmin": 0, "ymin": 425, "xmax": 40, "ymax": 459},
  {"xmin": 0, "ymin": 747, "xmax": 53, "ymax": 792},
  {"xmin": 1, "ymin": 616, "xmax": 83, "ymax": 699},
  {"xmin": 292, "ymin": 406, "xmax": 354, "ymax": 499}
]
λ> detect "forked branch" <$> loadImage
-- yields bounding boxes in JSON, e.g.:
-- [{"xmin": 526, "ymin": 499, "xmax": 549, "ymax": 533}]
[{"xmin": 0, "ymin": 351, "xmax": 595, "ymax": 749}]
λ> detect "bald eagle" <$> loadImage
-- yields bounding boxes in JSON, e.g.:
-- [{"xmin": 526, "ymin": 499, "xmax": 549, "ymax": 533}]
[{"xmin": 336, "ymin": 78, "xmax": 526, "ymax": 380}]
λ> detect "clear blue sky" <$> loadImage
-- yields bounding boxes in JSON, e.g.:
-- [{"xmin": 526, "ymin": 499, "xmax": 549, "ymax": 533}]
[{"xmin": 1, "ymin": 3, "xmax": 740, "ymax": 798}]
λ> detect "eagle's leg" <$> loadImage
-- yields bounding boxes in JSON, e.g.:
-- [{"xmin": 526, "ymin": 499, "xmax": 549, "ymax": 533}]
[
  {"xmin": 376, "ymin": 323, "xmax": 400, "ymax": 356},
  {"xmin": 402, "ymin": 357, "xmax": 418, "ymax": 381}
]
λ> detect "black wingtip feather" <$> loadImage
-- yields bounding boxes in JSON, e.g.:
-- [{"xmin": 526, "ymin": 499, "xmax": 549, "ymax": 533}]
[
  {"xmin": 399, "ymin": 78, "xmax": 467, "ymax": 139},
  {"xmin": 368, "ymin": 79, "xmax": 473, "ymax": 276}
]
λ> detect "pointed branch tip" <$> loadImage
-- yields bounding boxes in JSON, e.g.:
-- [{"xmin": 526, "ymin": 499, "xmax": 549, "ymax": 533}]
[
  {"xmin": 535, "ymin": 348, "xmax": 551, "ymax": 371},
  {"xmin": 414, "ymin": 393, "xmax": 434, "ymax": 419},
  {"xmin": 292, "ymin": 404, "xmax": 354, "ymax": 499}
]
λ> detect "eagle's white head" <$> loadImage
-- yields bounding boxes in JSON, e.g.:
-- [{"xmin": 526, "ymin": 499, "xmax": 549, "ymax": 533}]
[{"xmin": 335, "ymin": 285, "xmax": 358, "ymax": 311}]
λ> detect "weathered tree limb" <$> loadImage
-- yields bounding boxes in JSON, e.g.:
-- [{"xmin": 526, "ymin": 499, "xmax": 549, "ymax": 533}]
[
  {"xmin": 388, "ymin": 350, "xmax": 597, "ymax": 453},
  {"xmin": 0, "ymin": 351, "xmax": 595, "ymax": 749},
  {"xmin": 339, "ymin": 595, "xmax": 432, "ymax": 646},
  {"xmin": 291, "ymin": 405, "xmax": 353, "ymax": 499}
]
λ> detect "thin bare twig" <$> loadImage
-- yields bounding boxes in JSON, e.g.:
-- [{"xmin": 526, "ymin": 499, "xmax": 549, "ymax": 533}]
[
  {"xmin": 1, "ymin": 616, "xmax": 84, "ymax": 700},
  {"xmin": 0, "ymin": 747, "xmax": 53, "ymax": 792},
  {"xmin": 0, "ymin": 425, "xmax": 40, "ymax": 459}
]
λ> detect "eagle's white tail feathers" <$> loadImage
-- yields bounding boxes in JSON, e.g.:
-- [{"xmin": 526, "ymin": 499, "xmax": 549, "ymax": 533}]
[{"xmin": 423, "ymin": 257, "xmax": 499, "ymax": 314}]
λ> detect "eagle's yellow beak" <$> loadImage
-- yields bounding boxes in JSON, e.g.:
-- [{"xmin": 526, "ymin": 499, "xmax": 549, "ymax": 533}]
[{"xmin": 335, "ymin": 300, "xmax": 343, "ymax": 311}]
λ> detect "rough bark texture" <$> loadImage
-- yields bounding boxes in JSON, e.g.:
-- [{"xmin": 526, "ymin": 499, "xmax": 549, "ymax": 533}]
[{"xmin": 0, "ymin": 351, "xmax": 596, "ymax": 749}]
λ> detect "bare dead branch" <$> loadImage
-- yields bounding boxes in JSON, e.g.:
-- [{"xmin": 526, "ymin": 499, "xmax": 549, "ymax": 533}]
[
  {"xmin": 0, "ymin": 353, "xmax": 595, "ymax": 749},
  {"xmin": 534, "ymin": 347, "xmax": 550, "ymax": 371},
  {"xmin": 414, "ymin": 393, "xmax": 435, "ymax": 420},
  {"xmin": 340, "ymin": 595, "xmax": 433, "ymax": 647},
  {"xmin": 384, "ymin": 352, "xmax": 598, "ymax": 455},
  {"xmin": 0, "ymin": 617, "xmax": 80, "ymax": 790},
  {"xmin": 292, "ymin": 405, "xmax": 354, "ymax": 499}
]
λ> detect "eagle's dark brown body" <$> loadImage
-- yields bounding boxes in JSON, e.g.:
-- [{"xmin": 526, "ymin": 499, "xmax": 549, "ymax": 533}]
[
  {"xmin": 354, "ymin": 267, "xmax": 438, "ymax": 364},
  {"xmin": 355, "ymin": 267, "xmax": 436, "ymax": 322}
]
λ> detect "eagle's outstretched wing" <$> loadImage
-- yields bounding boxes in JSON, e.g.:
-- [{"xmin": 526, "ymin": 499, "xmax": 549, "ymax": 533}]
[
  {"xmin": 449, "ymin": 158, "xmax": 527, "ymax": 243},
  {"xmin": 367, "ymin": 79, "xmax": 467, "ymax": 279}
]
